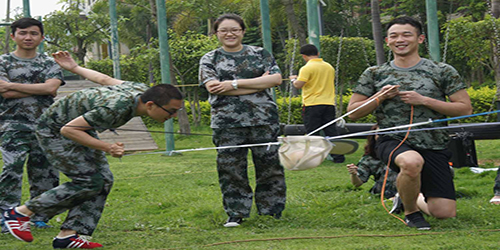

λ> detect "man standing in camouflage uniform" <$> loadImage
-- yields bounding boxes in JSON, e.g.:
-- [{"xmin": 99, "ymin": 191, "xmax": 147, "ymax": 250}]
[
  {"xmin": 0, "ymin": 18, "xmax": 63, "ymax": 229},
  {"xmin": 2, "ymin": 51, "xmax": 183, "ymax": 248},
  {"xmin": 347, "ymin": 16, "xmax": 472, "ymax": 230},
  {"xmin": 199, "ymin": 13, "xmax": 286, "ymax": 227}
]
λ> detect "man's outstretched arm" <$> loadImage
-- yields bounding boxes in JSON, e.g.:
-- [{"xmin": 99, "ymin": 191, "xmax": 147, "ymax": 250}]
[{"xmin": 52, "ymin": 51, "xmax": 123, "ymax": 86}]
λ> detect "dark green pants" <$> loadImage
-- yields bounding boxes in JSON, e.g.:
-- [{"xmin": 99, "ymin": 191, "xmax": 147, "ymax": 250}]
[
  {"xmin": 212, "ymin": 124, "xmax": 286, "ymax": 218},
  {"xmin": 0, "ymin": 131, "xmax": 59, "ymax": 222},
  {"xmin": 26, "ymin": 127, "xmax": 113, "ymax": 236}
]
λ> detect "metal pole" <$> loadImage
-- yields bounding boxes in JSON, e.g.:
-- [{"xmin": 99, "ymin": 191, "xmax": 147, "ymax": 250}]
[
  {"xmin": 259, "ymin": 0, "xmax": 273, "ymax": 54},
  {"xmin": 156, "ymin": 0, "xmax": 176, "ymax": 154},
  {"xmin": 426, "ymin": 0, "xmax": 441, "ymax": 62},
  {"xmin": 23, "ymin": 0, "xmax": 30, "ymax": 17},
  {"xmin": 259, "ymin": 0, "xmax": 277, "ymax": 101},
  {"xmin": 306, "ymin": 0, "xmax": 321, "ymax": 53},
  {"xmin": 37, "ymin": 16, "xmax": 44, "ymax": 54},
  {"xmin": 109, "ymin": 0, "xmax": 121, "ymax": 79},
  {"xmin": 3, "ymin": 0, "xmax": 11, "ymax": 54}
]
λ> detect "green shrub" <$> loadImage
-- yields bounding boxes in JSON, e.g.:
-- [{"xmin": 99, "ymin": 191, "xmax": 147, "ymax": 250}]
[
  {"xmin": 276, "ymin": 96, "xmax": 303, "ymax": 124},
  {"xmin": 465, "ymin": 86, "xmax": 497, "ymax": 123},
  {"xmin": 178, "ymin": 87, "xmax": 496, "ymax": 127}
]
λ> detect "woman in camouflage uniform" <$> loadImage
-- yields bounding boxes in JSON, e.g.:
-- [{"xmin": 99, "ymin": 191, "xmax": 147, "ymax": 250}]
[{"xmin": 199, "ymin": 14, "xmax": 286, "ymax": 227}]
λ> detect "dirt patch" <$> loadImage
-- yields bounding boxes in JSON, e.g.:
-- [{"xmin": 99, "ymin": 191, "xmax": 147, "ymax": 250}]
[{"xmin": 477, "ymin": 159, "xmax": 500, "ymax": 166}]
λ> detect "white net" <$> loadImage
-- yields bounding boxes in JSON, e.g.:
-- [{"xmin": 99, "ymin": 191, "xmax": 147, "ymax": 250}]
[{"xmin": 278, "ymin": 136, "xmax": 333, "ymax": 171}]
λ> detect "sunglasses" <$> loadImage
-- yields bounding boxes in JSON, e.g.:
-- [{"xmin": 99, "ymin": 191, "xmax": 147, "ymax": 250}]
[{"xmin": 154, "ymin": 102, "xmax": 182, "ymax": 116}]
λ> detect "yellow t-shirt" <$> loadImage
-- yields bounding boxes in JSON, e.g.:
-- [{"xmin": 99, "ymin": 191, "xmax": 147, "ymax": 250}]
[{"xmin": 297, "ymin": 58, "xmax": 336, "ymax": 106}]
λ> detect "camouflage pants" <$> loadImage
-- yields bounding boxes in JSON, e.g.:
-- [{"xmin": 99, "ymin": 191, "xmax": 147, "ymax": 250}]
[
  {"xmin": 494, "ymin": 167, "xmax": 500, "ymax": 196},
  {"xmin": 0, "ymin": 131, "xmax": 59, "ymax": 222},
  {"xmin": 212, "ymin": 124, "xmax": 286, "ymax": 218},
  {"xmin": 26, "ymin": 127, "xmax": 114, "ymax": 236}
]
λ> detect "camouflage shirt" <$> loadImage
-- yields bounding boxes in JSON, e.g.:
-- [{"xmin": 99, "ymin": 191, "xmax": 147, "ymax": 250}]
[
  {"xmin": 354, "ymin": 59, "xmax": 466, "ymax": 150},
  {"xmin": 199, "ymin": 45, "xmax": 281, "ymax": 128},
  {"xmin": 0, "ymin": 52, "xmax": 64, "ymax": 132},
  {"xmin": 38, "ymin": 81, "xmax": 148, "ymax": 133},
  {"xmin": 356, "ymin": 155, "xmax": 398, "ymax": 197}
]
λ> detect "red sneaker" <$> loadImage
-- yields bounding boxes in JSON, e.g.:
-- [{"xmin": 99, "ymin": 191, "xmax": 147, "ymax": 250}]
[
  {"xmin": 2, "ymin": 208, "xmax": 33, "ymax": 242},
  {"xmin": 52, "ymin": 235, "xmax": 103, "ymax": 249}
]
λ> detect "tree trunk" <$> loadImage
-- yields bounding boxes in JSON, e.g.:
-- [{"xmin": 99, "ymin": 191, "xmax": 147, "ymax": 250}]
[
  {"xmin": 149, "ymin": 0, "xmax": 157, "ymax": 23},
  {"xmin": 146, "ymin": 22, "xmax": 155, "ymax": 85},
  {"xmin": 371, "ymin": 0, "xmax": 386, "ymax": 65},
  {"xmin": 281, "ymin": 0, "xmax": 307, "ymax": 46},
  {"xmin": 76, "ymin": 41, "xmax": 87, "ymax": 64},
  {"xmin": 3, "ymin": 0, "xmax": 11, "ymax": 54},
  {"xmin": 493, "ymin": 0, "xmax": 500, "ymax": 101},
  {"xmin": 169, "ymin": 56, "xmax": 191, "ymax": 134},
  {"xmin": 493, "ymin": 0, "xmax": 500, "ymax": 18},
  {"xmin": 207, "ymin": 18, "xmax": 213, "ymax": 35}
]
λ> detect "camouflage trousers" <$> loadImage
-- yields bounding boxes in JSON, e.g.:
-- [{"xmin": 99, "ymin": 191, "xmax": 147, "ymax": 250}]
[
  {"xmin": 26, "ymin": 127, "xmax": 114, "ymax": 236},
  {"xmin": 494, "ymin": 167, "xmax": 500, "ymax": 196},
  {"xmin": 0, "ymin": 131, "xmax": 59, "ymax": 222},
  {"xmin": 212, "ymin": 124, "xmax": 286, "ymax": 218}
]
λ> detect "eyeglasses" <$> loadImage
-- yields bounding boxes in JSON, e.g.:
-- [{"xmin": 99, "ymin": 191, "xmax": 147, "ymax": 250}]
[
  {"xmin": 154, "ymin": 102, "xmax": 183, "ymax": 116},
  {"xmin": 217, "ymin": 28, "xmax": 243, "ymax": 35}
]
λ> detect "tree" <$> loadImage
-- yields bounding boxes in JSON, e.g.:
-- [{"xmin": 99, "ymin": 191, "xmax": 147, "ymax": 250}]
[
  {"xmin": 3, "ymin": 0, "xmax": 11, "ymax": 54},
  {"xmin": 371, "ymin": 0, "xmax": 385, "ymax": 65},
  {"xmin": 168, "ymin": 32, "xmax": 219, "ymax": 126},
  {"xmin": 493, "ymin": 0, "xmax": 500, "ymax": 18},
  {"xmin": 280, "ymin": 0, "xmax": 307, "ymax": 46},
  {"xmin": 447, "ymin": 16, "xmax": 500, "ymax": 99},
  {"xmin": 492, "ymin": 0, "xmax": 500, "ymax": 101},
  {"xmin": 43, "ymin": 0, "xmax": 109, "ymax": 63}
]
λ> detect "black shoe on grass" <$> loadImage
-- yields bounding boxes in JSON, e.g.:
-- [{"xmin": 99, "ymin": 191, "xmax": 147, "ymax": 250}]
[
  {"xmin": 389, "ymin": 193, "xmax": 404, "ymax": 214},
  {"xmin": 404, "ymin": 211, "xmax": 431, "ymax": 230},
  {"xmin": 224, "ymin": 217, "xmax": 243, "ymax": 227}
]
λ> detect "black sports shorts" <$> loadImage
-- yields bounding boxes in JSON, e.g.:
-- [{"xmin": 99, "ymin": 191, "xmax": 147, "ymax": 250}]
[{"xmin": 375, "ymin": 136, "xmax": 455, "ymax": 200}]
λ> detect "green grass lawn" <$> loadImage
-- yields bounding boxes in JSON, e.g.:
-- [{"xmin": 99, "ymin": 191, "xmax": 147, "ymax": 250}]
[{"xmin": 1, "ymin": 126, "xmax": 499, "ymax": 249}]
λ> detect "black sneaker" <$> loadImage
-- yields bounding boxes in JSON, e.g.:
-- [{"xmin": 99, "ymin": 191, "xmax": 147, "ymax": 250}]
[
  {"xmin": 331, "ymin": 154, "xmax": 345, "ymax": 163},
  {"xmin": 389, "ymin": 193, "xmax": 404, "ymax": 214},
  {"xmin": 52, "ymin": 234, "xmax": 103, "ymax": 248},
  {"xmin": 223, "ymin": 217, "xmax": 243, "ymax": 227},
  {"xmin": 404, "ymin": 211, "xmax": 431, "ymax": 230}
]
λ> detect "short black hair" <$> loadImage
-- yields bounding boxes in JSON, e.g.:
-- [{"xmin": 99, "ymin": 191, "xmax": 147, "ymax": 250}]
[
  {"xmin": 140, "ymin": 84, "xmax": 183, "ymax": 106},
  {"xmin": 11, "ymin": 18, "xmax": 44, "ymax": 36},
  {"xmin": 299, "ymin": 44, "xmax": 319, "ymax": 56},
  {"xmin": 386, "ymin": 16, "xmax": 422, "ymax": 35},
  {"xmin": 213, "ymin": 13, "xmax": 246, "ymax": 33}
]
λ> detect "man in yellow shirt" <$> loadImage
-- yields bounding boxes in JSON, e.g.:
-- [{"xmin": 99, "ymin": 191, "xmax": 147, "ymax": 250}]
[{"xmin": 290, "ymin": 44, "xmax": 344, "ymax": 163}]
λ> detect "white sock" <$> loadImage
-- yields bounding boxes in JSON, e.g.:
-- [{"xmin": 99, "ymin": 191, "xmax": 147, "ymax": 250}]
[
  {"xmin": 13, "ymin": 208, "xmax": 29, "ymax": 217},
  {"xmin": 55, "ymin": 234, "xmax": 77, "ymax": 239}
]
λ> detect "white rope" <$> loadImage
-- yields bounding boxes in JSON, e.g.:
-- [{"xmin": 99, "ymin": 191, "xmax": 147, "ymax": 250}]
[
  {"xmin": 167, "ymin": 141, "xmax": 280, "ymax": 155},
  {"xmin": 326, "ymin": 120, "xmax": 432, "ymax": 140},
  {"xmin": 123, "ymin": 118, "xmax": 500, "ymax": 157},
  {"xmin": 129, "ymin": 118, "xmax": 431, "ymax": 156},
  {"xmin": 307, "ymin": 85, "xmax": 396, "ymax": 136}
]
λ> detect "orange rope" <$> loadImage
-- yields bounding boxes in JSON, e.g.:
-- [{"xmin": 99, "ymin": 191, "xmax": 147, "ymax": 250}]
[{"xmin": 380, "ymin": 105, "xmax": 414, "ymax": 225}]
